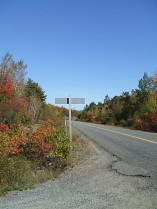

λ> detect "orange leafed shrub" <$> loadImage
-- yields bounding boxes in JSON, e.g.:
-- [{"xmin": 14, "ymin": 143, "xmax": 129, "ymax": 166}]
[
  {"xmin": 0, "ymin": 74, "xmax": 15, "ymax": 99},
  {"xmin": 87, "ymin": 112, "xmax": 95, "ymax": 122},
  {"xmin": 134, "ymin": 111, "xmax": 157, "ymax": 132},
  {"xmin": 0, "ymin": 124, "xmax": 10, "ymax": 132},
  {"xmin": 7, "ymin": 120, "xmax": 57, "ymax": 160},
  {"xmin": 134, "ymin": 118, "xmax": 149, "ymax": 131}
]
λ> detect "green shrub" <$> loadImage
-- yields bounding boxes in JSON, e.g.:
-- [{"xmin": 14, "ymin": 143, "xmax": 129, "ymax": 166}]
[
  {"xmin": 0, "ymin": 157, "xmax": 35, "ymax": 194},
  {"xmin": 4, "ymin": 111, "xmax": 20, "ymax": 126},
  {"xmin": 21, "ymin": 113, "xmax": 32, "ymax": 125},
  {"xmin": 51, "ymin": 128, "xmax": 71, "ymax": 162},
  {"xmin": 119, "ymin": 119, "xmax": 127, "ymax": 127}
]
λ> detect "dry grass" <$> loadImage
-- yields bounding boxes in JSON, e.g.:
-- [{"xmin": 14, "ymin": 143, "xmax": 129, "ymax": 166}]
[{"xmin": 66, "ymin": 128, "xmax": 93, "ymax": 168}]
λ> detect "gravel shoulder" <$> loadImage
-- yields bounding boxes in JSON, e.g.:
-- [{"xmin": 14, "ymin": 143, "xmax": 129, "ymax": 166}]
[{"xmin": 1, "ymin": 128, "xmax": 157, "ymax": 209}]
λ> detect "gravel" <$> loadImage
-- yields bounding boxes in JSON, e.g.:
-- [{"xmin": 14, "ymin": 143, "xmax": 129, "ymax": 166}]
[{"xmin": 1, "ymin": 132, "xmax": 157, "ymax": 209}]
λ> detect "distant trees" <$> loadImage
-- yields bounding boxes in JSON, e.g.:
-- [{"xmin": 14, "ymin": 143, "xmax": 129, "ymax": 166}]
[{"xmin": 78, "ymin": 72, "xmax": 157, "ymax": 132}]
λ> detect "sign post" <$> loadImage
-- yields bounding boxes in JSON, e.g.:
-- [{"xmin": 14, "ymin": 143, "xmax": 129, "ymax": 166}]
[
  {"xmin": 55, "ymin": 96, "xmax": 85, "ymax": 143},
  {"xmin": 64, "ymin": 116, "xmax": 68, "ymax": 136},
  {"xmin": 69, "ymin": 95, "xmax": 72, "ymax": 142}
]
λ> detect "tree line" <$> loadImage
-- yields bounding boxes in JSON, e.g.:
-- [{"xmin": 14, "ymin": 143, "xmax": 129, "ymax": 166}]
[
  {"xmin": 0, "ymin": 53, "xmax": 70, "ymax": 194},
  {"xmin": 0, "ymin": 52, "xmax": 69, "ymax": 125},
  {"xmin": 77, "ymin": 72, "xmax": 157, "ymax": 132}
]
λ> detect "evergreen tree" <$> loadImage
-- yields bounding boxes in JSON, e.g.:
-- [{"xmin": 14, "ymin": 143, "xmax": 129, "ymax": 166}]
[{"xmin": 24, "ymin": 78, "xmax": 46, "ymax": 102}]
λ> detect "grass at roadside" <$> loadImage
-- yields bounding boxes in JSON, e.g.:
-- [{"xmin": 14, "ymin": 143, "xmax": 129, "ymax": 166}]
[{"xmin": 0, "ymin": 158, "xmax": 36, "ymax": 196}]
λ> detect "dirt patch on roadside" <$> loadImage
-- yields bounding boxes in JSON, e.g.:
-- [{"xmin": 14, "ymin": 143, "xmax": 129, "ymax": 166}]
[{"xmin": 66, "ymin": 127, "xmax": 94, "ymax": 168}]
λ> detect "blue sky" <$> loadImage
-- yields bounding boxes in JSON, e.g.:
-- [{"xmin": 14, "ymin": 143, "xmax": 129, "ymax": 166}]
[{"xmin": 0, "ymin": 0, "xmax": 157, "ymax": 110}]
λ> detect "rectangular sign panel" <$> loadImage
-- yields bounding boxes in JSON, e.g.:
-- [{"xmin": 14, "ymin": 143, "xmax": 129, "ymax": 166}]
[
  {"xmin": 55, "ymin": 98, "xmax": 68, "ymax": 104},
  {"xmin": 55, "ymin": 98, "xmax": 85, "ymax": 104},
  {"xmin": 71, "ymin": 98, "xmax": 85, "ymax": 104}
]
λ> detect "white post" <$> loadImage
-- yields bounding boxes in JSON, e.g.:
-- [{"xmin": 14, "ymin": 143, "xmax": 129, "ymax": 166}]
[
  {"xmin": 64, "ymin": 117, "xmax": 67, "ymax": 136},
  {"xmin": 55, "ymin": 96, "xmax": 85, "ymax": 145},
  {"xmin": 69, "ymin": 95, "xmax": 72, "ymax": 143}
]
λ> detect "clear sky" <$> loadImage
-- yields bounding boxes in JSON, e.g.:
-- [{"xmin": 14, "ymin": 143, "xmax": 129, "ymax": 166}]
[{"xmin": 0, "ymin": 0, "xmax": 157, "ymax": 110}]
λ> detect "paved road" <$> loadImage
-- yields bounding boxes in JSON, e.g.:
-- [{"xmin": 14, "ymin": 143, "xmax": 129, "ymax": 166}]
[{"xmin": 72, "ymin": 121, "xmax": 157, "ymax": 182}]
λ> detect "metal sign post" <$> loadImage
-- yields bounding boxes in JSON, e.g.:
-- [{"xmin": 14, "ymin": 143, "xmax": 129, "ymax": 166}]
[
  {"xmin": 64, "ymin": 116, "xmax": 68, "ymax": 136},
  {"xmin": 55, "ymin": 96, "xmax": 85, "ymax": 143},
  {"xmin": 69, "ymin": 95, "xmax": 72, "ymax": 142}
]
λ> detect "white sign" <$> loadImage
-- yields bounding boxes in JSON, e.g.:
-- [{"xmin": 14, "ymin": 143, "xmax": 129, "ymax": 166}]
[
  {"xmin": 55, "ymin": 96, "xmax": 85, "ymax": 143},
  {"xmin": 55, "ymin": 98, "xmax": 85, "ymax": 104}
]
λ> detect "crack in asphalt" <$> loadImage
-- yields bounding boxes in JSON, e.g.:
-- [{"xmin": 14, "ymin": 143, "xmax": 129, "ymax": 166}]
[{"xmin": 111, "ymin": 161, "xmax": 151, "ymax": 178}]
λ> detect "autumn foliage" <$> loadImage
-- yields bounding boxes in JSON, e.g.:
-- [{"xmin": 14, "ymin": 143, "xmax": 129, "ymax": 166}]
[
  {"xmin": 0, "ymin": 73, "xmax": 15, "ymax": 99},
  {"xmin": 0, "ymin": 53, "xmax": 70, "ymax": 194},
  {"xmin": 78, "ymin": 72, "xmax": 157, "ymax": 133}
]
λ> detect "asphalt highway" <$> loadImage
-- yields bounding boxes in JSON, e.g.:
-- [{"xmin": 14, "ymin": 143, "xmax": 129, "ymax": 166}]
[{"xmin": 72, "ymin": 121, "xmax": 157, "ymax": 182}]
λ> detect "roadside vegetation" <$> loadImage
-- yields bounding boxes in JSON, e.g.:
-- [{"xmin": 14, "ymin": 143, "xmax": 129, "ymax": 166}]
[
  {"xmin": 77, "ymin": 72, "xmax": 157, "ymax": 132},
  {"xmin": 0, "ymin": 53, "xmax": 71, "ymax": 195}
]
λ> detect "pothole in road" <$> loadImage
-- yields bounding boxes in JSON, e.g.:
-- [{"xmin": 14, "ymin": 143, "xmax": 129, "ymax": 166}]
[{"xmin": 112, "ymin": 161, "xmax": 150, "ymax": 177}]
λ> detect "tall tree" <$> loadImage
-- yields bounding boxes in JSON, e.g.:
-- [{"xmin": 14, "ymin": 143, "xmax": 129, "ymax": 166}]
[
  {"xmin": 104, "ymin": 95, "xmax": 110, "ymax": 104},
  {"xmin": 138, "ymin": 72, "xmax": 156, "ymax": 92},
  {"xmin": 24, "ymin": 78, "xmax": 47, "ymax": 102},
  {"xmin": 0, "ymin": 53, "xmax": 27, "ymax": 95},
  {"xmin": 0, "ymin": 73, "xmax": 15, "ymax": 99}
]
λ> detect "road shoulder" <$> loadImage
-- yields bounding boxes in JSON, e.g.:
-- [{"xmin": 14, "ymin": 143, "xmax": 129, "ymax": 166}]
[{"xmin": 58, "ymin": 127, "xmax": 157, "ymax": 209}]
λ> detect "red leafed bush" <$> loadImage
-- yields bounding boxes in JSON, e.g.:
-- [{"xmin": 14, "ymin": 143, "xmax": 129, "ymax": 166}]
[
  {"xmin": 9, "ymin": 138, "xmax": 52, "ymax": 160},
  {"xmin": 148, "ymin": 111, "xmax": 157, "ymax": 132},
  {"xmin": 0, "ymin": 73, "xmax": 15, "ymax": 99},
  {"xmin": 134, "ymin": 118, "xmax": 149, "ymax": 131},
  {"xmin": 87, "ymin": 112, "xmax": 95, "ymax": 122},
  {"xmin": 134, "ymin": 111, "xmax": 157, "ymax": 132},
  {"xmin": 8, "ymin": 120, "xmax": 56, "ymax": 160},
  {"xmin": 0, "ymin": 124, "xmax": 10, "ymax": 132}
]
